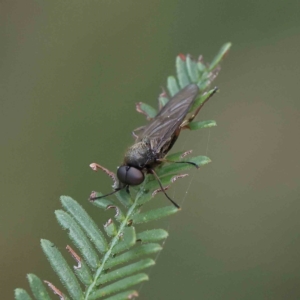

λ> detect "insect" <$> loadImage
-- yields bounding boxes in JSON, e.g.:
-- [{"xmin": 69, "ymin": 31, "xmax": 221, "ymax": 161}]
[{"xmin": 91, "ymin": 83, "xmax": 217, "ymax": 208}]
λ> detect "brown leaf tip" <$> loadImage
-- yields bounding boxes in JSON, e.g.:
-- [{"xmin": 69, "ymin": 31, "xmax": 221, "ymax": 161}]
[
  {"xmin": 171, "ymin": 174, "xmax": 189, "ymax": 183},
  {"xmin": 66, "ymin": 245, "xmax": 82, "ymax": 269},
  {"xmin": 106, "ymin": 205, "xmax": 121, "ymax": 217},
  {"xmin": 128, "ymin": 291, "xmax": 139, "ymax": 299},
  {"xmin": 89, "ymin": 163, "xmax": 118, "ymax": 188},
  {"xmin": 152, "ymin": 185, "xmax": 170, "ymax": 197},
  {"xmin": 180, "ymin": 150, "xmax": 193, "ymax": 158},
  {"xmin": 44, "ymin": 281, "xmax": 65, "ymax": 300},
  {"xmin": 178, "ymin": 53, "xmax": 186, "ymax": 61},
  {"xmin": 89, "ymin": 191, "xmax": 97, "ymax": 201},
  {"xmin": 104, "ymin": 218, "xmax": 113, "ymax": 228}
]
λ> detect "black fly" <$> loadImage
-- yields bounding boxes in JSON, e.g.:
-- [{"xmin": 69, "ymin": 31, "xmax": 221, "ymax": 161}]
[{"xmin": 91, "ymin": 84, "xmax": 217, "ymax": 208}]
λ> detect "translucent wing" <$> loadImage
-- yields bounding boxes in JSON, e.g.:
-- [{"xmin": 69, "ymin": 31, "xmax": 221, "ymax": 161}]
[{"xmin": 137, "ymin": 84, "xmax": 199, "ymax": 153}]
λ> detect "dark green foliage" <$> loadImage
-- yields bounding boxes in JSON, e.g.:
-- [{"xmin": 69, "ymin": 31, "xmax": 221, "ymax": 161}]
[{"xmin": 15, "ymin": 43, "xmax": 231, "ymax": 299}]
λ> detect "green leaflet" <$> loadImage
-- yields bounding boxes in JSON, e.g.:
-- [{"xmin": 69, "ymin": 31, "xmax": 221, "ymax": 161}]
[
  {"xmin": 186, "ymin": 54, "xmax": 199, "ymax": 83},
  {"xmin": 165, "ymin": 150, "xmax": 193, "ymax": 161},
  {"xmin": 105, "ymin": 243, "xmax": 163, "ymax": 269},
  {"xmin": 176, "ymin": 54, "xmax": 190, "ymax": 88},
  {"xmin": 104, "ymin": 219, "xmax": 118, "ymax": 237},
  {"xmin": 188, "ymin": 120, "xmax": 217, "ymax": 130},
  {"xmin": 156, "ymin": 155, "xmax": 211, "ymax": 177},
  {"xmin": 158, "ymin": 92, "xmax": 169, "ymax": 108},
  {"xmin": 41, "ymin": 239, "xmax": 84, "ymax": 300},
  {"xmin": 27, "ymin": 274, "xmax": 52, "ymax": 300},
  {"xmin": 136, "ymin": 102, "xmax": 157, "ymax": 119},
  {"xmin": 73, "ymin": 259, "xmax": 93, "ymax": 286},
  {"xmin": 209, "ymin": 42, "xmax": 232, "ymax": 72},
  {"xmin": 112, "ymin": 227, "xmax": 136, "ymax": 254},
  {"xmin": 167, "ymin": 76, "xmax": 180, "ymax": 96},
  {"xmin": 96, "ymin": 259, "xmax": 155, "ymax": 285},
  {"xmin": 14, "ymin": 289, "xmax": 32, "ymax": 300},
  {"xmin": 55, "ymin": 210, "xmax": 100, "ymax": 270},
  {"xmin": 136, "ymin": 229, "xmax": 169, "ymax": 243},
  {"xmin": 61, "ymin": 196, "xmax": 108, "ymax": 253},
  {"xmin": 89, "ymin": 274, "xmax": 148, "ymax": 300},
  {"xmin": 115, "ymin": 188, "xmax": 133, "ymax": 208},
  {"xmin": 132, "ymin": 206, "xmax": 179, "ymax": 224}
]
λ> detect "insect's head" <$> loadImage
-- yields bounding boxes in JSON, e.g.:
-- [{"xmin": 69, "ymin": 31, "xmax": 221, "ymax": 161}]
[{"xmin": 117, "ymin": 165, "xmax": 145, "ymax": 186}]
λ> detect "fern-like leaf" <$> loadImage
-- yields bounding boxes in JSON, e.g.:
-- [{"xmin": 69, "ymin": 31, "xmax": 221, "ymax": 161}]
[{"xmin": 15, "ymin": 43, "xmax": 231, "ymax": 300}]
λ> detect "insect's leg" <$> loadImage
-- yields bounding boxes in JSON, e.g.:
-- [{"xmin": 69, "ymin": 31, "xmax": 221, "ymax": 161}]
[
  {"xmin": 157, "ymin": 158, "xmax": 199, "ymax": 169},
  {"xmin": 149, "ymin": 168, "xmax": 180, "ymax": 209},
  {"xmin": 89, "ymin": 186, "xmax": 125, "ymax": 201},
  {"xmin": 174, "ymin": 161, "xmax": 198, "ymax": 168},
  {"xmin": 132, "ymin": 125, "xmax": 146, "ymax": 139},
  {"xmin": 126, "ymin": 185, "xmax": 130, "ymax": 194}
]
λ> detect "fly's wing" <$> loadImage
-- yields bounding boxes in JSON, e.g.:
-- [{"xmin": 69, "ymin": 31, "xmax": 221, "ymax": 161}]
[{"xmin": 137, "ymin": 83, "xmax": 199, "ymax": 152}]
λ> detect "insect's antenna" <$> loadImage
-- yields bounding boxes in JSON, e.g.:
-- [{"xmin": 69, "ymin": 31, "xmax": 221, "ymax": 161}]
[
  {"xmin": 89, "ymin": 185, "xmax": 126, "ymax": 201},
  {"xmin": 149, "ymin": 168, "xmax": 180, "ymax": 209}
]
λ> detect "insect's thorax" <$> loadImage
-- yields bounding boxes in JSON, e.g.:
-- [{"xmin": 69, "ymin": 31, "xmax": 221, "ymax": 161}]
[{"xmin": 123, "ymin": 137, "xmax": 161, "ymax": 169}]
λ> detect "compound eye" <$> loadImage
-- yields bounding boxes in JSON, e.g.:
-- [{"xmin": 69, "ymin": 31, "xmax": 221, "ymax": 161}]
[{"xmin": 117, "ymin": 166, "xmax": 144, "ymax": 186}]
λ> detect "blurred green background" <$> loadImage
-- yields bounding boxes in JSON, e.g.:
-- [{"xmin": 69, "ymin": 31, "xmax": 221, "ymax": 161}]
[{"xmin": 1, "ymin": 1, "xmax": 300, "ymax": 299}]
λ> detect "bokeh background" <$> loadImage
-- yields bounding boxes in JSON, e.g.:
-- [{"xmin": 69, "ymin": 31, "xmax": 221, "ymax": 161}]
[{"xmin": 1, "ymin": 1, "xmax": 300, "ymax": 299}]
